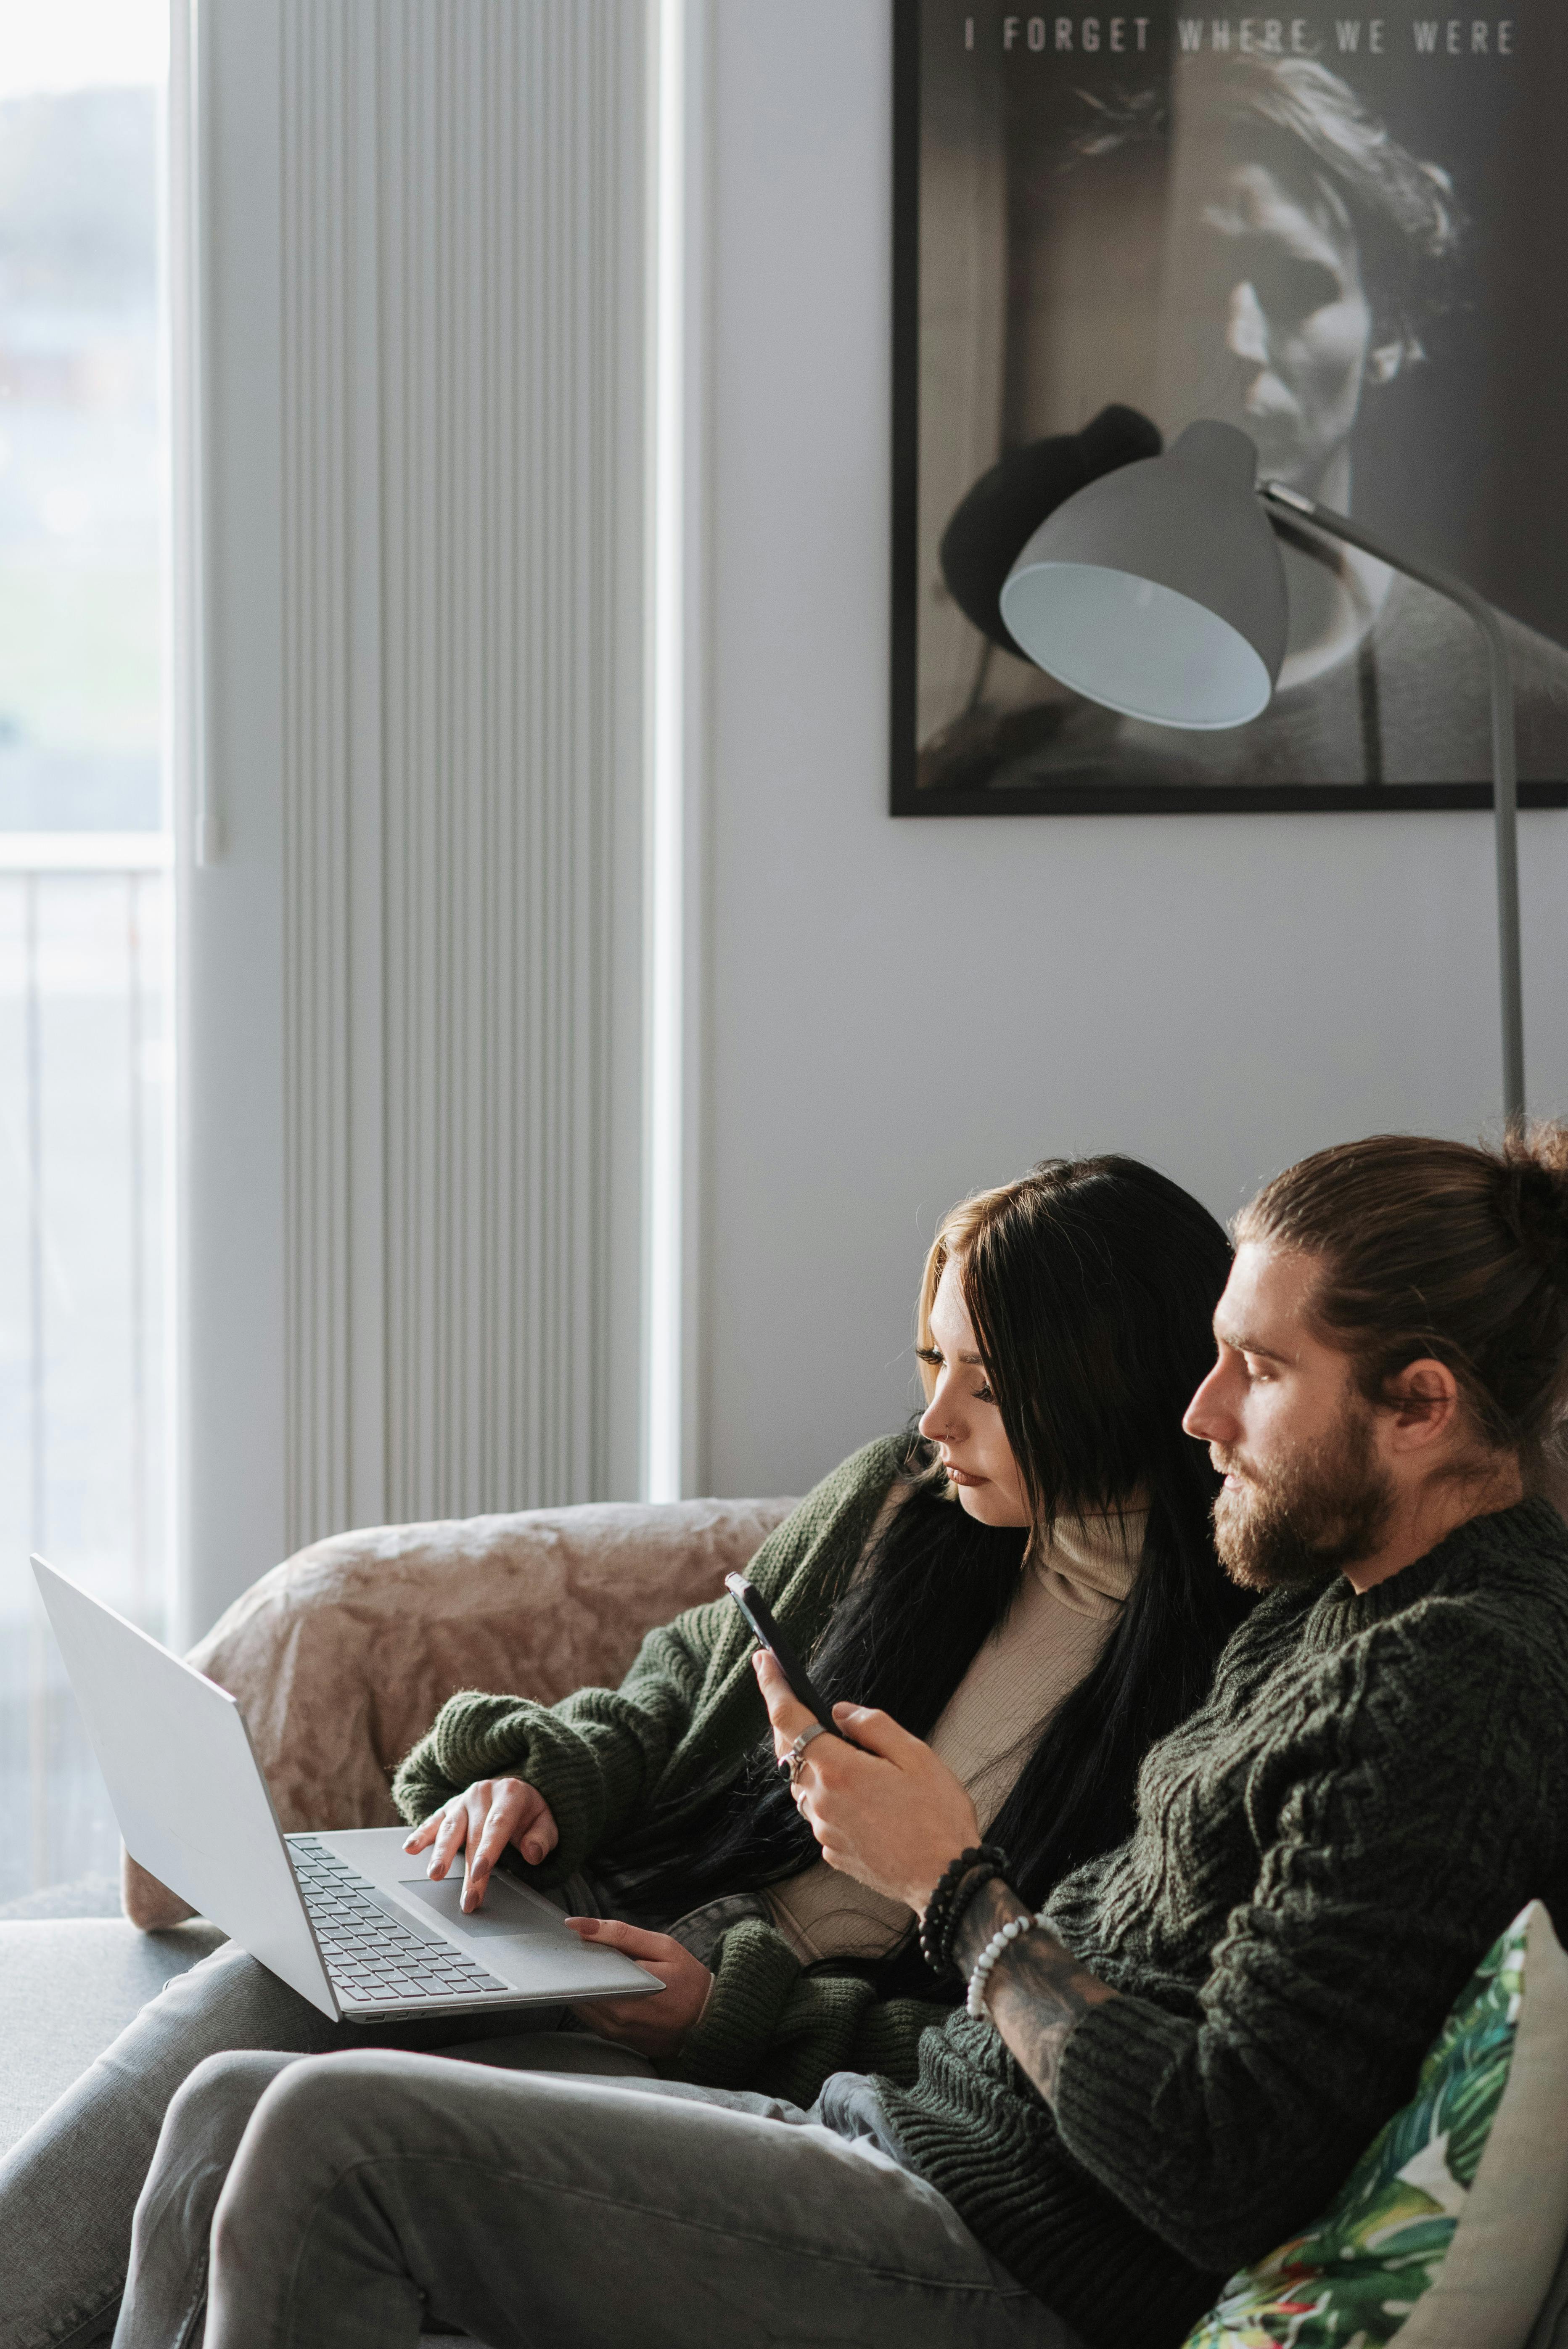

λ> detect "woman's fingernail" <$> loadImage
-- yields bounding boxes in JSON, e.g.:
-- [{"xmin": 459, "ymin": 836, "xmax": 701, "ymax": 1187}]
[{"xmin": 524, "ymin": 1841, "xmax": 539, "ymax": 1862}]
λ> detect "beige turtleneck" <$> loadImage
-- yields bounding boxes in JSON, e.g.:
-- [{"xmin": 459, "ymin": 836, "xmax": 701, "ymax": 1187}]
[{"xmin": 762, "ymin": 1504, "xmax": 1146, "ymax": 1965}]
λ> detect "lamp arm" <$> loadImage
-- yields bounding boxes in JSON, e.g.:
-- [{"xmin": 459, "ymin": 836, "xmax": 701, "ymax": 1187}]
[{"xmin": 1259, "ymin": 479, "xmax": 1524, "ymax": 1127}]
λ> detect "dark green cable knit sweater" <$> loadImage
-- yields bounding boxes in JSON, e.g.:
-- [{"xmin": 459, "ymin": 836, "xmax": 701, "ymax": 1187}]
[{"xmin": 394, "ymin": 1450, "xmax": 1568, "ymax": 2349}]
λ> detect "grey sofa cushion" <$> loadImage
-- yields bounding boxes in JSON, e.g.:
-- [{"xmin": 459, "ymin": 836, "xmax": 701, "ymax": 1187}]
[{"xmin": 0, "ymin": 1918, "xmax": 227, "ymax": 2160}]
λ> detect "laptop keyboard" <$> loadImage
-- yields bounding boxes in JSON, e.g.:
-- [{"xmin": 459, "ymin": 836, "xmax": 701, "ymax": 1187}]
[{"xmin": 288, "ymin": 1838, "xmax": 513, "ymax": 2006}]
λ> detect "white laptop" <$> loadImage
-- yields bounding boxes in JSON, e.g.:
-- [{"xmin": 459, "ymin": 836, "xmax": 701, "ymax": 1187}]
[{"xmin": 32, "ymin": 1555, "xmax": 660, "ymax": 2025}]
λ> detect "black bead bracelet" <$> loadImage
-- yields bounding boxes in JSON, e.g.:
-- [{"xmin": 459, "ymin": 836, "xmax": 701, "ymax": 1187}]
[{"xmin": 919, "ymin": 1843, "xmax": 1011, "ymax": 1980}]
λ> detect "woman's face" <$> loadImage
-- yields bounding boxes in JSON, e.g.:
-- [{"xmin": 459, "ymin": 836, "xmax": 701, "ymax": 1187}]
[{"xmin": 917, "ymin": 1258, "xmax": 1032, "ymax": 1529}]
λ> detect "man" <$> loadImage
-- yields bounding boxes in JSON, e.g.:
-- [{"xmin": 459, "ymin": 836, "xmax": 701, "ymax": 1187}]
[
  {"xmin": 773, "ymin": 1125, "xmax": 1568, "ymax": 2310},
  {"xmin": 118, "ymin": 1130, "xmax": 1568, "ymax": 2349},
  {"xmin": 924, "ymin": 55, "xmax": 1568, "ymax": 796},
  {"xmin": 1128, "ymin": 56, "xmax": 1568, "ymax": 788}
]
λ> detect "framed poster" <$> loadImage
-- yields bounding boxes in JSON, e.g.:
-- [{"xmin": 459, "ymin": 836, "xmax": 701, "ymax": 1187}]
[{"xmin": 892, "ymin": 0, "xmax": 1568, "ymax": 812}]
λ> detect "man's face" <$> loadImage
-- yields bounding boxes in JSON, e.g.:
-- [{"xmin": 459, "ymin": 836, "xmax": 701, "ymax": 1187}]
[
  {"xmin": 1182, "ymin": 1241, "xmax": 1394, "ymax": 1590},
  {"xmin": 1162, "ymin": 147, "xmax": 1389, "ymax": 489}
]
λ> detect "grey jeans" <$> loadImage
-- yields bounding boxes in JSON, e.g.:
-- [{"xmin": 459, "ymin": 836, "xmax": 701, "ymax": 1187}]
[
  {"xmin": 0, "ymin": 1937, "xmax": 1080, "ymax": 2349},
  {"xmin": 120, "ymin": 2047, "xmax": 1073, "ymax": 2349},
  {"xmin": 0, "ymin": 1937, "xmax": 653, "ymax": 2349}
]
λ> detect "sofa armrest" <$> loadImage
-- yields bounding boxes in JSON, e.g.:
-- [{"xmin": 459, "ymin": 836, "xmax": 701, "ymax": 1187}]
[{"xmin": 123, "ymin": 1494, "xmax": 796, "ymax": 1928}]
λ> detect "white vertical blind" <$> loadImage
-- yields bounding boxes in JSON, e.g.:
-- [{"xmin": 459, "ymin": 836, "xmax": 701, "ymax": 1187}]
[{"xmin": 186, "ymin": 0, "xmax": 648, "ymax": 1625}]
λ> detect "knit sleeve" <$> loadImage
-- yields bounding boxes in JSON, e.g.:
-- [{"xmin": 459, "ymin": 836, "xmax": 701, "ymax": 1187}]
[
  {"xmin": 390, "ymin": 1435, "xmax": 909, "ymax": 1876},
  {"xmin": 664, "ymin": 1916, "xmax": 949, "ymax": 2108},
  {"xmin": 1050, "ymin": 1609, "xmax": 1552, "ymax": 2273},
  {"xmin": 389, "ymin": 1603, "xmax": 726, "ymax": 1875}
]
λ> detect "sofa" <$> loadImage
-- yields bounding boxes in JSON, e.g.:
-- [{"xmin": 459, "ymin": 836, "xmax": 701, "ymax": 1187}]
[
  {"xmin": 5, "ymin": 1490, "xmax": 1567, "ymax": 2348},
  {"xmin": 0, "ymin": 1494, "xmax": 794, "ymax": 2155}
]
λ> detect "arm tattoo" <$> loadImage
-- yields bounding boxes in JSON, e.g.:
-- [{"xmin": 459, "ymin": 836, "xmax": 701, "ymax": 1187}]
[{"xmin": 949, "ymin": 1875, "xmax": 1118, "ymax": 2106}]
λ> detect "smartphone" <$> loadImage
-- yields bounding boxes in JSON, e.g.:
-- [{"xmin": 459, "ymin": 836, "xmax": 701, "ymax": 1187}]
[{"xmin": 725, "ymin": 1573, "xmax": 844, "ymax": 1739}]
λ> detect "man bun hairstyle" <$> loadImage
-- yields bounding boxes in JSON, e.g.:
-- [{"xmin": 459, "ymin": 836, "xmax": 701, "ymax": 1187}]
[
  {"xmin": 1237, "ymin": 1127, "xmax": 1568, "ymax": 1479},
  {"xmin": 1497, "ymin": 1141, "xmax": 1568, "ymax": 1291}
]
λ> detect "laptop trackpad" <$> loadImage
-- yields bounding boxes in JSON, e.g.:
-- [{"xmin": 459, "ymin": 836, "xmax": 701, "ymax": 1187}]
[{"xmin": 395, "ymin": 1875, "xmax": 557, "ymax": 1940}]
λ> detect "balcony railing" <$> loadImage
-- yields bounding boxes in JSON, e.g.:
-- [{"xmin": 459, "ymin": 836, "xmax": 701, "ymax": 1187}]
[{"xmin": 0, "ymin": 833, "xmax": 173, "ymax": 1907}]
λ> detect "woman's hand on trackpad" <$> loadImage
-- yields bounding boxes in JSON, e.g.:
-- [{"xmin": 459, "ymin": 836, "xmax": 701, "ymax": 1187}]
[
  {"xmin": 563, "ymin": 1918, "xmax": 714, "ymax": 2058},
  {"xmin": 401, "ymin": 1776, "xmax": 559, "ymax": 1912}
]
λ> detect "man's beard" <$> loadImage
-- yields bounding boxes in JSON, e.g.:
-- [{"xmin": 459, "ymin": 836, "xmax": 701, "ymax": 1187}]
[{"xmin": 1212, "ymin": 1399, "xmax": 1395, "ymax": 1592}]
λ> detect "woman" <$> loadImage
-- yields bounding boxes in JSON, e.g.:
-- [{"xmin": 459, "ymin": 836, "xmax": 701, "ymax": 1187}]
[
  {"xmin": 0, "ymin": 1154, "xmax": 1244, "ymax": 2349},
  {"xmin": 394, "ymin": 1150, "xmax": 1248, "ymax": 2082}
]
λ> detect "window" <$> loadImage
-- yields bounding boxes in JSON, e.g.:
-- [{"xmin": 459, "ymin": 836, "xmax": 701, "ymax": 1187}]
[{"xmin": 0, "ymin": 0, "xmax": 171, "ymax": 1908}]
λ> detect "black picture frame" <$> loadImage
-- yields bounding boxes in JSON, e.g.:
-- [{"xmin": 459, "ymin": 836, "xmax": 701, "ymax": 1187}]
[{"xmin": 890, "ymin": 0, "xmax": 1568, "ymax": 816}]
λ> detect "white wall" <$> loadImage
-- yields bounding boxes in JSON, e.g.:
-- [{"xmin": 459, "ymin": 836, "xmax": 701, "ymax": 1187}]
[{"xmin": 696, "ymin": 0, "xmax": 1568, "ymax": 1501}]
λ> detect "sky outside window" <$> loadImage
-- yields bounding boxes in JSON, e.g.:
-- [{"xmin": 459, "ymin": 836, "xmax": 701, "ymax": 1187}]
[{"xmin": 0, "ymin": 0, "xmax": 169, "ymax": 833}]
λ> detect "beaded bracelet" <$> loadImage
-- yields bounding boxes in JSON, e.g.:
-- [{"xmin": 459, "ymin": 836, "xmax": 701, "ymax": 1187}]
[
  {"xmin": 936, "ymin": 1855, "xmax": 1013, "ymax": 1979},
  {"xmin": 917, "ymin": 1846, "xmax": 987, "ymax": 1976},
  {"xmin": 918, "ymin": 1843, "xmax": 1011, "ymax": 1979},
  {"xmin": 966, "ymin": 1909, "xmax": 1039, "ymax": 2019}
]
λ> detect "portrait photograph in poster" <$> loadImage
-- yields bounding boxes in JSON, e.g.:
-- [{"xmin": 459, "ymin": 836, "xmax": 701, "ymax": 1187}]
[{"xmin": 892, "ymin": 0, "xmax": 1568, "ymax": 812}]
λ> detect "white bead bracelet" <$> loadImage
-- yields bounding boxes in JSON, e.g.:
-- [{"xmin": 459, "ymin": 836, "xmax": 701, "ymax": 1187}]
[{"xmin": 966, "ymin": 1910, "xmax": 1038, "ymax": 2019}]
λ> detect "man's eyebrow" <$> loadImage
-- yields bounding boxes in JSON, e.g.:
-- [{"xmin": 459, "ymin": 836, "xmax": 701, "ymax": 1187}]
[{"xmin": 1215, "ymin": 1325, "xmax": 1290, "ymax": 1364}]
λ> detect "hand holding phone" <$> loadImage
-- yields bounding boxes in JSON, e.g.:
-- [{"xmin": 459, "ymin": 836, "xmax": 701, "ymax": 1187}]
[{"xmin": 725, "ymin": 1573, "xmax": 844, "ymax": 1739}]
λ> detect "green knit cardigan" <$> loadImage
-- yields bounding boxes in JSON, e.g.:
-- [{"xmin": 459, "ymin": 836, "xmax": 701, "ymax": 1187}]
[{"xmin": 392, "ymin": 1435, "xmax": 952, "ymax": 2102}]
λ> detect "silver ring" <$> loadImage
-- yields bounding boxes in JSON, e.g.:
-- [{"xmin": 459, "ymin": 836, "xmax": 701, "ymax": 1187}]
[{"xmin": 785, "ymin": 1722, "xmax": 829, "ymax": 1786}]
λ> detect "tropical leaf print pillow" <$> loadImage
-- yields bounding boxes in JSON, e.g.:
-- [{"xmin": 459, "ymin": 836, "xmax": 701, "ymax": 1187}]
[{"xmin": 1184, "ymin": 1901, "xmax": 1568, "ymax": 2349}]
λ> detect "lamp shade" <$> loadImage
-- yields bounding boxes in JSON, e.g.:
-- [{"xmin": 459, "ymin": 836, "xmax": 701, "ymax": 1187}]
[{"xmin": 998, "ymin": 420, "xmax": 1288, "ymax": 729}]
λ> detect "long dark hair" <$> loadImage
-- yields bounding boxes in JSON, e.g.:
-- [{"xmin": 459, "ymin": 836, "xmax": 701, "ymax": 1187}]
[{"xmin": 610, "ymin": 1156, "xmax": 1247, "ymax": 1929}]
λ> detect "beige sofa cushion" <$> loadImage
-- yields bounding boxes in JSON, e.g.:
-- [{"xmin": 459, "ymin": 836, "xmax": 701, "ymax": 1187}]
[{"xmin": 124, "ymin": 1495, "xmax": 795, "ymax": 1928}]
